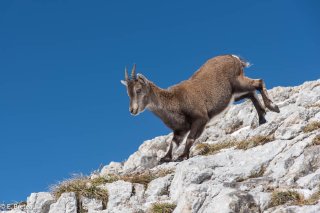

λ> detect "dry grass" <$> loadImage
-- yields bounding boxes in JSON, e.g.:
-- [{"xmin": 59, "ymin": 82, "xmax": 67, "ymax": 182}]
[
  {"xmin": 303, "ymin": 121, "xmax": 320, "ymax": 133},
  {"xmin": 51, "ymin": 169, "xmax": 173, "ymax": 211},
  {"xmin": 270, "ymin": 187, "xmax": 320, "ymax": 207},
  {"xmin": 195, "ymin": 135, "xmax": 274, "ymax": 156},
  {"xmin": 90, "ymin": 175, "xmax": 119, "ymax": 186},
  {"xmin": 270, "ymin": 190, "xmax": 304, "ymax": 207},
  {"xmin": 306, "ymin": 103, "xmax": 320, "ymax": 108},
  {"xmin": 95, "ymin": 169, "xmax": 174, "ymax": 188},
  {"xmin": 236, "ymin": 135, "xmax": 274, "ymax": 150},
  {"xmin": 120, "ymin": 169, "xmax": 174, "ymax": 187},
  {"xmin": 303, "ymin": 188, "xmax": 320, "ymax": 205},
  {"xmin": 248, "ymin": 165, "xmax": 266, "ymax": 178},
  {"xmin": 312, "ymin": 135, "xmax": 320, "ymax": 146},
  {"xmin": 51, "ymin": 175, "xmax": 109, "ymax": 210},
  {"xmin": 150, "ymin": 202, "xmax": 176, "ymax": 213},
  {"xmin": 195, "ymin": 140, "xmax": 236, "ymax": 155}
]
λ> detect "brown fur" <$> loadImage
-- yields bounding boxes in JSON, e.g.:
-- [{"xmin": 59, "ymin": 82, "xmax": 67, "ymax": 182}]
[{"xmin": 121, "ymin": 55, "xmax": 280, "ymax": 163}]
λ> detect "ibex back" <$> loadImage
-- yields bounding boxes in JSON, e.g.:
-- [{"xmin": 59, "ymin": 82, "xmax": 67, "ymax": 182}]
[{"xmin": 121, "ymin": 55, "xmax": 280, "ymax": 163}]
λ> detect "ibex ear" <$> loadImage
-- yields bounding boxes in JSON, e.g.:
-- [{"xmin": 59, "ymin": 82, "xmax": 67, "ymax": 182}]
[
  {"xmin": 120, "ymin": 80, "xmax": 127, "ymax": 86},
  {"xmin": 137, "ymin": 73, "xmax": 149, "ymax": 85}
]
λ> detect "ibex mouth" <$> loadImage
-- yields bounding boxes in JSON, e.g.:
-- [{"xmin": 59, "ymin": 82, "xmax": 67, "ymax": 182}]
[{"xmin": 130, "ymin": 109, "xmax": 139, "ymax": 116}]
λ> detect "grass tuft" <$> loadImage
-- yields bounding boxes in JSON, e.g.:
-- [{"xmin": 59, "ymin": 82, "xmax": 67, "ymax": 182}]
[
  {"xmin": 51, "ymin": 169, "xmax": 173, "ymax": 211},
  {"xmin": 312, "ymin": 135, "xmax": 320, "ymax": 146},
  {"xmin": 119, "ymin": 169, "xmax": 173, "ymax": 188},
  {"xmin": 248, "ymin": 165, "xmax": 266, "ymax": 178},
  {"xmin": 306, "ymin": 103, "xmax": 320, "ymax": 108},
  {"xmin": 269, "ymin": 187, "xmax": 320, "ymax": 207},
  {"xmin": 236, "ymin": 135, "xmax": 274, "ymax": 150},
  {"xmin": 51, "ymin": 175, "xmax": 108, "ymax": 210},
  {"xmin": 303, "ymin": 121, "xmax": 320, "ymax": 133},
  {"xmin": 97, "ymin": 169, "xmax": 174, "ymax": 188},
  {"xmin": 195, "ymin": 140, "xmax": 236, "ymax": 155},
  {"xmin": 195, "ymin": 135, "xmax": 274, "ymax": 156},
  {"xmin": 270, "ymin": 190, "xmax": 304, "ymax": 207},
  {"xmin": 90, "ymin": 175, "xmax": 119, "ymax": 186},
  {"xmin": 303, "ymin": 188, "xmax": 320, "ymax": 205},
  {"xmin": 150, "ymin": 202, "xmax": 176, "ymax": 213}
]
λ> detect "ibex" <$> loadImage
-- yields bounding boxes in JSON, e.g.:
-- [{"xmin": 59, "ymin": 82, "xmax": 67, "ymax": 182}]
[{"xmin": 121, "ymin": 55, "xmax": 280, "ymax": 163}]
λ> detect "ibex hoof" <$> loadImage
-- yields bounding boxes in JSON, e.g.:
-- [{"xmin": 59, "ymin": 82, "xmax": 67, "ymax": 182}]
[
  {"xmin": 270, "ymin": 104, "xmax": 280, "ymax": 113},
  {"xmin": 259, "ymin": 117, "xmax": 267, "ymax": 125},
  {"xmin": 175, "ymin": 154, "xmax": 189, "ymax": 162}
]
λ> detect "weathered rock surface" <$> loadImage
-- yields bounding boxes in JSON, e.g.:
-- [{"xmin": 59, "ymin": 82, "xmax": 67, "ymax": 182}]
[
  {"xmin": 80, "ymin": 196, "xmax": 103, "ymax": 212},
  {"xmin": 48, "ymin": 192, "xmax": 77, "ymax": 213},
  {"xmin": 2, "ymin": 79, "xmax": 320, "ymax": 213},
  {"xmin": 26, "ymin": 192, "xmax": 55, "ymax": 213}
]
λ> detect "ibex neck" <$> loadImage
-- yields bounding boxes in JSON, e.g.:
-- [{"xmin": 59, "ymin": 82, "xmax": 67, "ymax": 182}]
[{"xmin": 147, "ymin": 83, "xmax": 173, "ymax": 112}]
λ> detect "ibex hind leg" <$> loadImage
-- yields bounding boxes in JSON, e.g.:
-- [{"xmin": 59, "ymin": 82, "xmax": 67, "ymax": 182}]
[
  {"xmin": 234, "ymin": 92, "xmax": 267, "ymax": 125},
  {"xmin": 234, "ymin": 76, "xmax": 280, "ymax": 113}
]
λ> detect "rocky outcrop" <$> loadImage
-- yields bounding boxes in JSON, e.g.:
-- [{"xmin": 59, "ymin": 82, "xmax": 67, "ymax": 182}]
[
  {"xmin": 48, "ymin": 193, "xmax": 77, "ymax": 213},
  {"xmin": 26, "ymin": 192, "xmax": 55, "ymax": 213},
  {"xmin": 2, "ymin": 79, "xmax": 320, "ymax": 213}
]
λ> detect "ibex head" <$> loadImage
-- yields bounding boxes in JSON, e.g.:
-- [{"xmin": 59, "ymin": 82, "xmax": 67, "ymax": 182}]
[{"xmin": 121, "ymin": 64, "xmax": 151, "ymax": 115}]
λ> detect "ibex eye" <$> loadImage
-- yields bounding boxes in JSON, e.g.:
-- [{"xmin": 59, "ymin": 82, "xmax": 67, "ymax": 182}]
[{"xmin": 136, "ymin": 89, "xmax": 142, "ymax": 93}]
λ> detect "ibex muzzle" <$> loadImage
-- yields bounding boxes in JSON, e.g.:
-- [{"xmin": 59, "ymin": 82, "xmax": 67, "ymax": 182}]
[{"xmin": 121, "ymin": 64, "xmax": 150, "ymax": 116}]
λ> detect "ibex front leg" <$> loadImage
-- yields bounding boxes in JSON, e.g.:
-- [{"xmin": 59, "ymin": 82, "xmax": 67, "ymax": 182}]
[
  {"xmin": 159, "ymin": 130, "xmax": 188, "ymax": 164},
  {"xmin": 176, "ymin": 117, "xmax": 208, "ymax": 161},
  {"xmin": 235, "ymin": 92, "xmax": 267, "ymax": 125}
]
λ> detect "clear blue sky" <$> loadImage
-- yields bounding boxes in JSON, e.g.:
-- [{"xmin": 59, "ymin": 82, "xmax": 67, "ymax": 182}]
[{"xmin": 0, "ymin": 0, "xmax": 319, "ymax": 202}]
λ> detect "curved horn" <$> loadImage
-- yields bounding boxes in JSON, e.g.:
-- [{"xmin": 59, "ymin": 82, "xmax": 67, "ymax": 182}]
[
  {"xmin": 125, "ymin": 67, "xmax": 129, "ymax": 81},
  {"xmin": 131, "ymin": 64, "xmax": 136, "ymax": 79}
]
